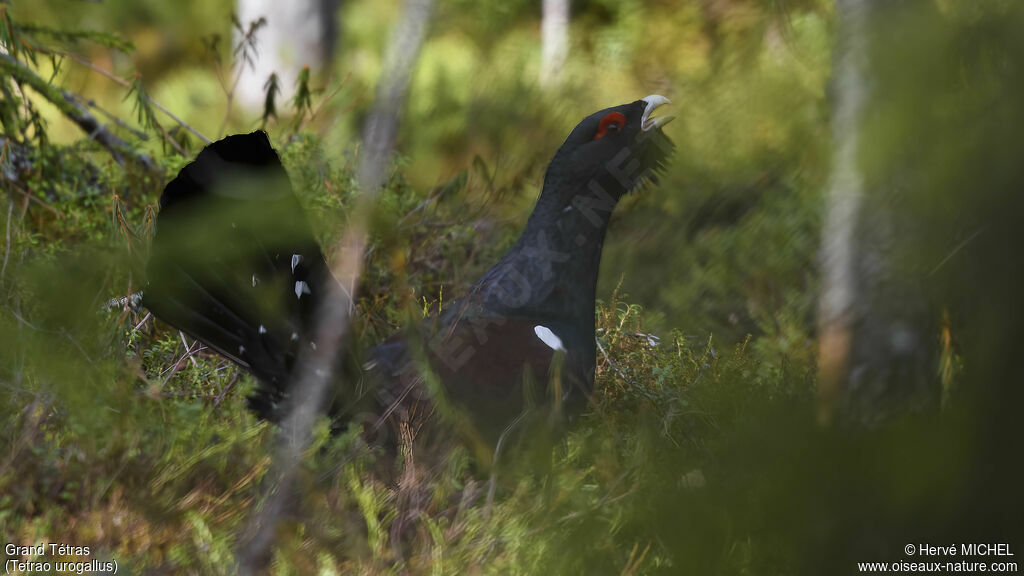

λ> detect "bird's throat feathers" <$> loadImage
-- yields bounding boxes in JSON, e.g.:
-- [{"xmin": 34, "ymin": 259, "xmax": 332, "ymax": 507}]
[{"xmin": 474, "ymin": 178, "xmax": 621, "ymax": 326}]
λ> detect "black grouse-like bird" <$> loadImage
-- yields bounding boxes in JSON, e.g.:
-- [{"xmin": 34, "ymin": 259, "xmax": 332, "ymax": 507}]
[{"xmin": 144, "ymin": 95, "xmax": 674, "ymax": 446}]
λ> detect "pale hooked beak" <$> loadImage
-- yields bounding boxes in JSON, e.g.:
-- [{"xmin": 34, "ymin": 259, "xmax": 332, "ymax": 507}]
[{"xmin": 641, "ymin": 94, "xmax": 675, "ymax": 132}]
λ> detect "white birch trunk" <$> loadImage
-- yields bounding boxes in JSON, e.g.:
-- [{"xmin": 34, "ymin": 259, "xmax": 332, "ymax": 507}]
[
  {"xmin": 818, "ymin": 0, "xmax": 939, "ymax": 425},
  {"xmin": 540, "ymin": 0, "xmax": 569, "ymax": 88},
  {"xmin": 817, "ymin": 0, "xmax": 868, "ymax": 423}
]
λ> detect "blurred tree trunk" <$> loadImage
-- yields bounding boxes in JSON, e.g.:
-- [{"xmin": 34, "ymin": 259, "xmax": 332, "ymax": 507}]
[
  {"xmin": 320, "ymin": 0, "xmax": 344, "ymax": 63},
  {"xmin": 540, "ymin": 0, "xmax": 569, "ymax": 88},
  {"xmin": 235, "ymin": 0, "xmax": 342, "ymax": 108},
  {"xmin": 237, "ymin": 0, "xmax": 434, "ymax": 569},
  {"xmin": 816, "ymin": 0, "xmax": 940, "ymax": 426}
]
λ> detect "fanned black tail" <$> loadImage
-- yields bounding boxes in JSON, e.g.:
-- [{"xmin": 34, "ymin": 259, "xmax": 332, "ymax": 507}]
[{"xmin": 144, "ymin": 131, "xmax": 332, "ymax": 420}]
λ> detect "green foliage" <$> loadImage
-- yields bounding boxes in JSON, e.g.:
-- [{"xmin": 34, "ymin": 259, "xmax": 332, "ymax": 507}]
[
  {"xmin": 1, "ymin": 1, "xmax": 822, "ymax": 573},
  {"xmin": 14, "ymin": 22, "xmax": 135, "ymax": 54},
  {"xmin": 125, "ymin": 74, "xmax": 161, "ymax": 134},
  {"xmin": 261, "ymin": 73, "xmax": 281, "ymax": 129},
  {"xmin": 0, "ymin": 114, "xmax": 817, "ymax": 573},
  {"xmin": 291, "ymin": 66, "xmax": 315, "ymax": 124},
  {"xmin": 4, "ymin": 1, "xmax": 1018, "ymax": 574}
]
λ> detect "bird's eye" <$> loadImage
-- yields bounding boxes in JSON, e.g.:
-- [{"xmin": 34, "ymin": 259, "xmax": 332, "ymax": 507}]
[{"xmin": 594, "ymin": 112, "xmax": 627, "ymax": 140}]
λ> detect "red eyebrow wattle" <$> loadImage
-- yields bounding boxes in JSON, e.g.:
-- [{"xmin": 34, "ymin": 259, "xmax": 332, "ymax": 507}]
[{"xmin": 594, "ymin": 112, "xmax": 627, "ymax": 140}]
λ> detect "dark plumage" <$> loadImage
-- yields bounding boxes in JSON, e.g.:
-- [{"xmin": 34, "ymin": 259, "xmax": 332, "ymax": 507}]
[
  {"xmin": 144, "ymin": 96, "xmax": 674, "ymax": 444},
  {"xmin": 144, "ymin": 133, "xmax": 333, "ymax": 419}
]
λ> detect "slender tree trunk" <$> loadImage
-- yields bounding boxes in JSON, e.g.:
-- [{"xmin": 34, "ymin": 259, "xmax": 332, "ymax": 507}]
[
  {"xmin": 236, "ymin": 0, "xmax": 434, "ymax": 570},
  {"xmin": 817, "ymin": 0, "xmax": 868, "ymax": 422},
  {"xmin": 319, "ymin": 0, "xmax": 344, "ymax": 64},
  {"xmin": 817, "ymin": 0, "xmax": 940, "ymax": 426},
  {"xmin": 540, "ymin": 0, "xmax": 569, "ymax": 88}
]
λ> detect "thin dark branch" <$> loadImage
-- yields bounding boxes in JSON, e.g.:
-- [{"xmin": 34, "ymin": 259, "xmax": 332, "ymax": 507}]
[
  {"xmin": 179, "ymin": 330, "xmax": 199, "ymax": 368},
  {"xmin": 596, "ymin": 336, "xmax": 636, "ymax": 385},
  {"xmin": 928, "ymin": 227, "xmax": 985, "ymax": 277},
  {"xmin": 132, "ymin": 312, "xmax": 151, "ymax": 332},
  {"xmin": 5, "ymin": 178, "xmax": 64, "ymax": 216},
  {"xmin": 1, "ymin": 197, "xmax": 12, "ymax": 284},
  {"xmin": 59, "ymin": 52, "xmax": 212, "ymax": 144},
  {"xmin": 214, "ymin": 372, "xmax": 241, "ymax": 407},
  {"xmin": 78, "ymin": 95, "xmax": 150, "ymax": 141}
]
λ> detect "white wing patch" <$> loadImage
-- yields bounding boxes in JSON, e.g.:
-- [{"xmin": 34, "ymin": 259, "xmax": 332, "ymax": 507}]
[
  {"xmin": 533, "ymin": 325, "xmax": 566, "ymax": 352},
  {"xmin": 291, "ymin": 254, "xmax": 303, "ymax": 273}
]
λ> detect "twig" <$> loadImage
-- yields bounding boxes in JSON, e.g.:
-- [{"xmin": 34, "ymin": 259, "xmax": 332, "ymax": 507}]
[
  {"xmin": 217, "ymin": 16, "xmax": 267, "ymax": 137},
  {"xmin": 158, "ymin": 341, "xmax": 207, "ymax": 383},
  {"xmin": 485, "ymin": 411, "xmax": 528, "ymax": 516},
  {"xmin": 9, "ymin": 307, "xmax": 45, "ymax": 332},
  {"xmin": 0, "ymin": 397, "xmax": 53, "ymax": 479},
  {"xmin": 620, "ymin": 541, "xmax": 652, "ymax": 576},
  {"xmin": 59, "ymin": 52, "xmax": 212, "ymax": 144},
  {"xmin": 596, "ymin": 336, "xmax": 635, "ymax": 384},
  {"xmin": 297, "ymin": 72, "xmax": 352, "ymax": 132},
  {"xmin": 6, "ymin": 179, "xmax": 64, "ymax": 216},
  {"xmin": 596, "ymin": 328, "xmax": 661, "ymax": 347},
  {"xmin": 1, "ymin": 198, "xmax": 12, "ymax": 284},
  {"xmin": 132, "ymin": 312, "xmax": 152, "ymax": 332},
  {"xmin": 59, "ymin": 327, "xmax": 95, "ymax": 364},
  {"xmin": 520, "ymin": 468, "xmax": 637, "ymax": 538},
  {"xmin": 215, "ymin": 58, "xmax": 246, "ymax": 139},
  {"xmin": 179, "ymin": 330, "xmax": 199, "ymax": 368},
  {"xmin": 397, "ymin": 183, "xmax": 447, "ymax": 226},
  {"xmin": 153, "ymin": 117, "xmax": 187, "ymax": 156},
  {"xmin": 928, "ymin": 227, "xmax": 985, "ymax": 277},
  {"xmin": 81, "ymin": 96, "xmax": 150, "ymax": 140},
  {"xmin": 214, "ymin": 372, "xmax": 241, "ymax": 407}
]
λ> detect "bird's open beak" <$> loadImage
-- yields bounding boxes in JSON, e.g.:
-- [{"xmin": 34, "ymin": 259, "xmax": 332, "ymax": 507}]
[{"xmin": 641, "ymin": 94, "xmax": 675, "ymax": 132}]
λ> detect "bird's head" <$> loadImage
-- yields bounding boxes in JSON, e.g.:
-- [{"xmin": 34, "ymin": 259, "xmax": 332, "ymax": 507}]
[
  {"xmin": 476, "ymin": 96, "xmax": 675, "ymax": 324},
  {"xmin": 544, "ymin": 94, "xmax": 675, "ymax": 203}
]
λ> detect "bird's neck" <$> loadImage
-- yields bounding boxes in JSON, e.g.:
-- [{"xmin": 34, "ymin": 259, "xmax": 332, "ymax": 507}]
[{"xmin": 477, "ymin": 174, "xmax": 621, "ymax": 329}]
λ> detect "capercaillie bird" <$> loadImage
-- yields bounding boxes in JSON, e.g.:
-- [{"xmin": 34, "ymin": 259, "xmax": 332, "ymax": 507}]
[{"xmin": 144, "ymin": 95, "xmax": 674, "ymax": 448}]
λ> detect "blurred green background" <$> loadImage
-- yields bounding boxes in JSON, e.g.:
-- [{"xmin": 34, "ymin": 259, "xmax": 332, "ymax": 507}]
[
  {"xmin": 1, "ymin": 0, "xmax": 1021, "ymax": 573},
  {"xmin": 8, "ymin": 0, "xmax": 833, "ymax": 346}
]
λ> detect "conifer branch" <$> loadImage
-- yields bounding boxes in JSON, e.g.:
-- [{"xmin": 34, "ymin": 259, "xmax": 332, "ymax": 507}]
[{"xmin": 0, "ymin": 51, "xmax": 155, "ymax": 171}]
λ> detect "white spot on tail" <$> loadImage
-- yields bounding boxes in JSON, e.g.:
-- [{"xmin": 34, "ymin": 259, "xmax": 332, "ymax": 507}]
[
  {"xmin": 534, "ymin": 325, "xmax": 566, "ymax": 352},
  {"xmin": 291, "ymin": 254, "xmax": 303, "ymax": 273},
  {"xmin": 295, "ymin": 281, "xmax": 311, "ymax": 299},
  {"xmin": 252, "ymin": 274, "xmax": 258, "ymax": 287},
  {"xmin": 238, "ymin": 345, "xmax": 246, "ymax": 355},
  {"xmin": 310, "ymin": 341, "xmax": 317, "ymax": 350},
  {"xmin": 258, "ymin": 324, "xmax": 267, "ymax": 335},
  {"xmin": 290, "ymin": 332, "xmax": 299, "ymax": 341}
]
